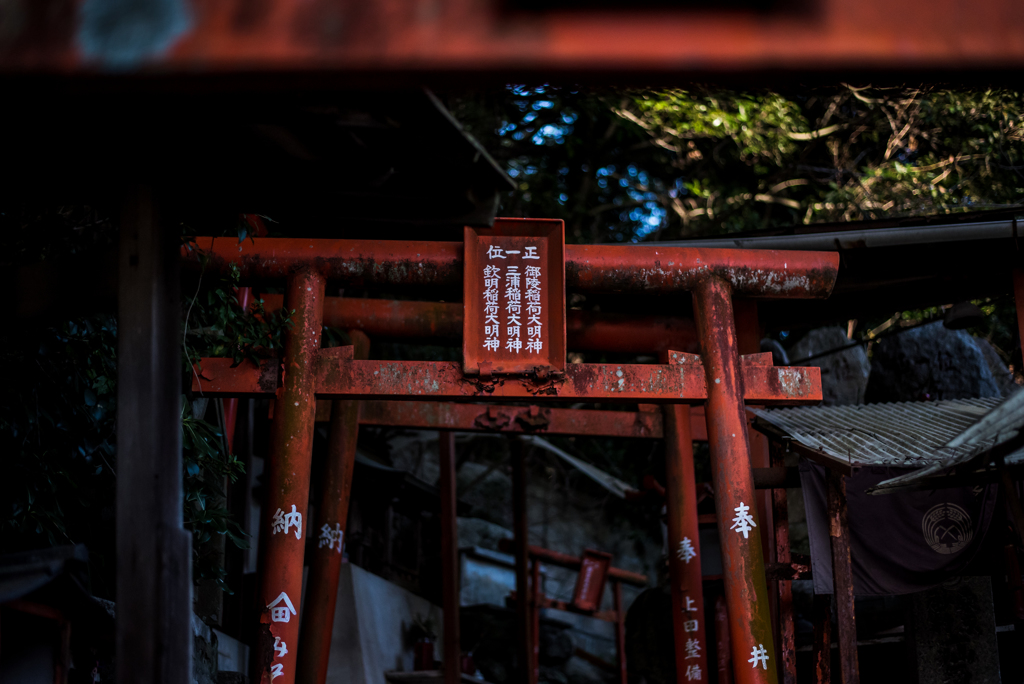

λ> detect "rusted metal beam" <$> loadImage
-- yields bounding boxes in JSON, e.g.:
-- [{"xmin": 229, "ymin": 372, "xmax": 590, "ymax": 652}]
[
  {"xmin": 252, "ymin": 268, "xmax": 326, "ymax": 684},
  {"xmin": 307, "ymin": 398, "xmax": 708, "ymax": 440},
  {"xmin": 263, "ymin": 293, "xmax": 700, "ymax": 354},
  {"xmin": 183, "ymin": 236, "xmax": 840, "ymax": 299},
  {"xmin": 439, "ymin": 431, "xmax": 461, "ymax": 684},
  {"xmin": 693, "ymin": 277, "xmax": 777, "ymax": 684},
  {"xmin": 826, "ymin": 471, "xmax": 860, "ymax": 684},
  {"xmin": 296, "ymin": 331, "xmax": 369, "ymax": 684},
  {"xmin": 497, "ymin": 541, "xmax": 649, "ymax": 586},
  {"xmin": 192, "ymin": 353, "xmax": 822, "ymax": 405},
  {"xmin": 769, "ymin": 441, "xmax": 797, "ymax": 684},
  {"xmin": 664, "ymin": 404, "xmax": 709, "ymax": 684}
]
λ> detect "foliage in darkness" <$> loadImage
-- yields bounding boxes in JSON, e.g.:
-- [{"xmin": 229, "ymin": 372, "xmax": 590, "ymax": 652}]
[{"xmin": 450, "ymin": 85, "xmax": 1024, "ymax": 242}]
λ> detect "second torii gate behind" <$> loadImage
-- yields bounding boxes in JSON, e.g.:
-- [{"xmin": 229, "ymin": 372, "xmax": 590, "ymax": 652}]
[{"xmin": 187, "ymin": 218, "xmax": 839, "ymax": 684}]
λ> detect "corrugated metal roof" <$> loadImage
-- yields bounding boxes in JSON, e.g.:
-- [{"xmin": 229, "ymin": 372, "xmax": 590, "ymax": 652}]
[
  {"xmin": 870, "ymin": 389, "xmax": 1024, "ymax": 493},
  {"xmin": 751, "ymin": 398, "xmax": 1004, "ymax": 469}
]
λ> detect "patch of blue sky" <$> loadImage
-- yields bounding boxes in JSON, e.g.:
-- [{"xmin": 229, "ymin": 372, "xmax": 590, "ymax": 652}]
[{"xmin": 631, "ymin": 205, "xmax": 667, "ymax": 241}]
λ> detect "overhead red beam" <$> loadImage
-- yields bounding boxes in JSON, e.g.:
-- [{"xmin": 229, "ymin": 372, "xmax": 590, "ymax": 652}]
[
  {"xmin": 183, "ymin": 236, "xmax": 839, "ymax": 299},
  {"xmin": 262, "ymin": 294, "xmax": 700, "ymax": 354},
  {"xmin": 3, "ymin": 0, "xmax": 1024, "ymax": 76},
  {"xmin": 191, "ymin": 351, "xmax": 821, "ymax": 404},
  {"xmin": 280, "ymin": 398, "xmax": 708, "ymax": 440},
  {"xmin": 360, "ymin": 400, "xmax": 665, "ymax": 438}
]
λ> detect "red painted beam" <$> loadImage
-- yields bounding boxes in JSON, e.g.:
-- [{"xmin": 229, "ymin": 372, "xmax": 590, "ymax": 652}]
[
  {"xmin": 183, "ymin": 234, "xmax": 839, "ymax": 299},
  {"xmin": 5, "ymin": 0, "xmax": 1024, "ymax": 79},
  {"xmin": 497, "ymin": 541, "xmax": 649, "ymax": 587},
  {"xmin": 274, "ymin": 398, "xmax": 709, "ymax": 439},
  {"xmin": 263, "ymin": 293, "xmax": 701, "ymax": 354},
  {"xmin": 358, "ymin": 400, "xmax": 669, "ymax": 439},
  {"xmin": 191, "ymin": 352, "xmax": 821, "ymax": 404}
]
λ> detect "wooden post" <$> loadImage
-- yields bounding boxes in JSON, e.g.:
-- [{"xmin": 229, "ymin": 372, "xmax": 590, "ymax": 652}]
[
  {"xmin": 811, "ymin": 595, "xmax": 832, "ymax": 684},
  {"xmin": 117, "ymin": 185, "xmax": 193, "ymax": 684},
  {"xmin": 826, "ymin": 470, "xmax": 859, "ymax": 684},
  {"xmin": 770, "ymin": 442, "xmax": 796, "ymax": 684},
  {"xmin": 439, "ymin": 432, "xmax": 461, "ymax": 684},
  {"xmin": 613, "ymin": 581, "xmax": 628, "ymax": 684},
  {"xmin": 531, "ymin": 558, "xmax": 542, "ymax": 684},
  {"xmin": 1013, "ymin": 268, "xmax": 1024, "ymax": 361},
  {"xmin": 512, "ymin": 440, "xmax": 535, "ymax": 684}
]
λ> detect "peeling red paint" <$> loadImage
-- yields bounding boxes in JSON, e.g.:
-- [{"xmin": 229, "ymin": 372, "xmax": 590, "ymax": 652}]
[{"xmin": 182, "ymin": 231, "xmax": 839, "ymax": 300}]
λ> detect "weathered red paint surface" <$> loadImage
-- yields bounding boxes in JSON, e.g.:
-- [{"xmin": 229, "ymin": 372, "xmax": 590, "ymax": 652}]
[
  {"xmin": 191, "ymin": 354, "xmax": 821, "ymax": 404},
  {"xmin": 499, "ymin": 542, "xmax": 649, "ymax": 586},
  {"xmin": 295, "ymin": 331, "xmax": 369, "ymax": 684},
  {"xmin": 263, "ymin": 293, "xmax": 700, "ymax": 354},
  {"xmin": 693, "ymin": 277, "xmax": 777, "ymax": 684},
  {"xmin": 571, "ymin": 549, "xmax": 612, "ymax": 612},
  {"xmin": 827, "ymin": 471, "xmax": 860, "ymax": 684},
  {"xmin": 253, "ymin": 268, "xmax": 325, "ymax": 684},
  {"xmin": 463, "ymin": 220, "xmax": 566, "ymax": 375},
  {"xmin": 358, "ymin": 400, "xmax": 670, "ymax": 438},
  {"xmin": 716, "ymin": 595, "xmax": 733, "ymax": 684},
  {"xmin": 270, "ymin": 396, "xmax": 708, "ymax": 439},
  {"xmin": 4, "ymin": 0, "xmax": 1024, "ymax": 78},
  {"xmin": 664, "ymin": 403, "xmax": 709, "ymax": 684},
  {"xmin": 183, "ymin": 234, "xmax": 839, "ymax": 299},
  {"xmin": 768, "ymin": 441, "xmax": 797, "ymax": 684}
]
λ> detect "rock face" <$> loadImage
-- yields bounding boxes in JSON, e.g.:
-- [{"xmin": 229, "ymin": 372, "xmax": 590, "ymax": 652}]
[
  {"xmin": 458, "ymin": 516, "xmax": 514, "ymax": 551},
  {"xmin": 973, "ymin": 337, "xmax": 1018, "ymax": 397},
  {"xmin": 865, "ymin": 322, "xmax": 1001, "ymax": 403},
  {"xmin": 789, "ymin": 327, "xmax": 870, "ymax": 406}
]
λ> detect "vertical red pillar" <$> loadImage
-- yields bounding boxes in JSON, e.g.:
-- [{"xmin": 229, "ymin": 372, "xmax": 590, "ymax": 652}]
[
  {"xmin": 1014, "ymin": 268, "xmax": 1024, "ymax": 361},
  {"xmin": 252, "ymin": 268, "xmax": 325, "ymax": 684},
  {"xmin": 613, "ymin": 582, "xmax": 628, "ymax": 684},
  {"xmin": 439, "ymin": 431, "xmax": 462, "ymax": 684},
  {"xmin": 769, "ymin": 442, "xmax": 797, "ymax": 684},
  {"xmin": 512, "ymin": 440, "xmax": 536, "ymax": 684},
  {"xmin": 663, "ymin": 404, "xmax": 710, "ymax": 684},
  {"xmin": 296, "ymin": 331, "xmax": 370, "ymax": 684},
  {"xmin": 715, "ymin": 595, "xmax": 733, "ymax": 684},
  {"xmin": 693, "ymin": 277, "xmax": 778, "ymax": 684}
]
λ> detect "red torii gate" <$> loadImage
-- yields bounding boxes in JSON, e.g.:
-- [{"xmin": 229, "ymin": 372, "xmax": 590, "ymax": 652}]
[{"xmin": 186, "ymin": 221, "xmax": 838, "ymax": 684}]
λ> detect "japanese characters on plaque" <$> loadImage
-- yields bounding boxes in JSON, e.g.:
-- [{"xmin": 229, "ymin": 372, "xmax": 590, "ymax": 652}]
[
  {"xmin": 481, "ymin": 244, "xmax": 543, "ymax": 355},
  {"xmin": 463, "ymin": 220, "xmax": 565, "ymax": 376}
]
